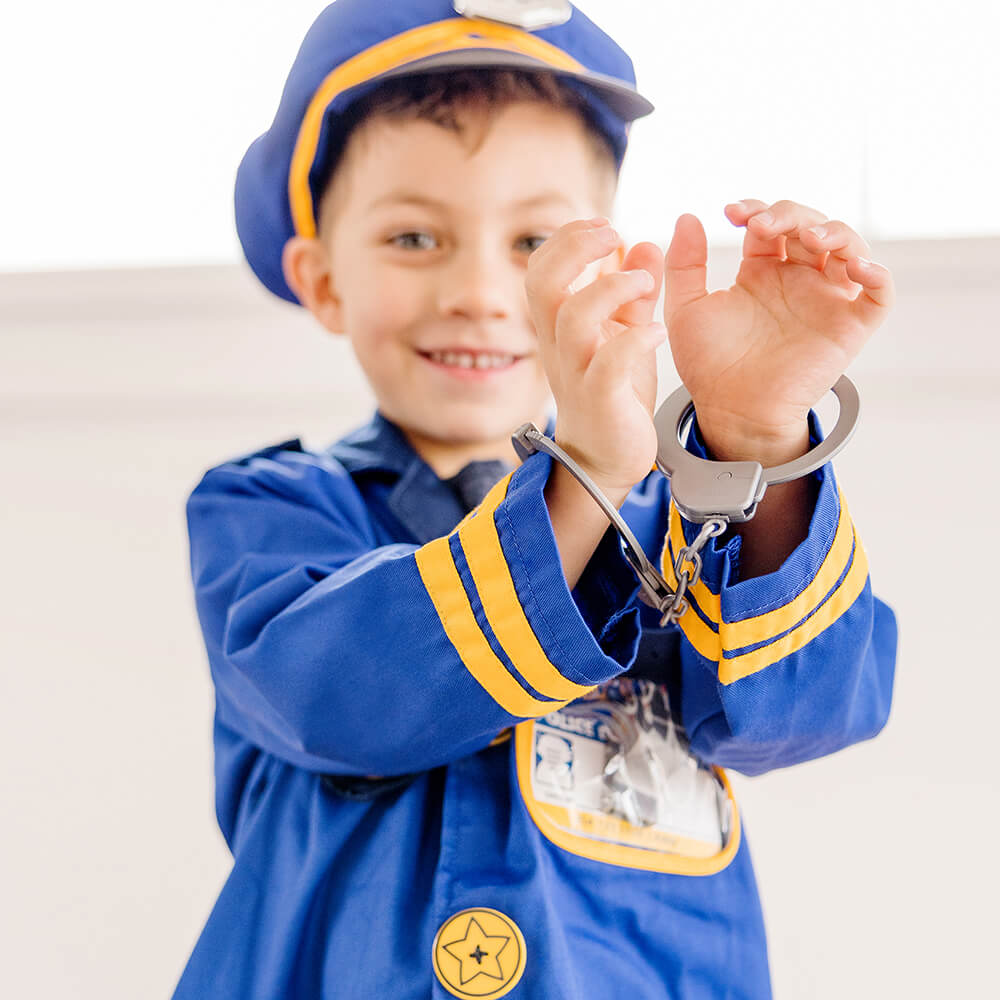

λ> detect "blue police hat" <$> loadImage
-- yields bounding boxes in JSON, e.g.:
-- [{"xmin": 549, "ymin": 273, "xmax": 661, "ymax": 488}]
[{"xmin": 235, "ymin": 0, "xmax": 654, "ymax": 304}]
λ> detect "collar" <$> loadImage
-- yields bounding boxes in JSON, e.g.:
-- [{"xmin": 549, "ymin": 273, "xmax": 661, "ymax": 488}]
[
  {"xmin": 327, "ymin": 411, "xmax": 553, "ymax": 544},
  {"xmin": 327, "ymin": 413, "xmax": 451, "ymax": 542},
  {"xmin": 327, "ymin": 411, "xmax": 419, "ymax": 479}
]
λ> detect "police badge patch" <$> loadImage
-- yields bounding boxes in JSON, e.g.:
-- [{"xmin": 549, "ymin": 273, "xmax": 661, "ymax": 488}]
[
  {"xmin": 515, "ymin": 679, "xmax": 741, "ymax": 875},
  {"xmin": 454, "ymin": 0, "xmax": 573, "ymax": 31}
]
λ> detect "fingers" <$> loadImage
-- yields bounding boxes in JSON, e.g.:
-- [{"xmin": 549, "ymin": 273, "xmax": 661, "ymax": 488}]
[
  {"xmin": 727, "ymin": 199, "xmax": 883, "ymax": 293},
  {"xmin": 663, "ymin": 214, "xmax": 708, "ymax": 325},
  {"xmin": 800, "ymin": 220, "xmax": 873, "ymax": 288},
  {"xmin": 614, "ymin": 241, "xmax": 664, "ymax": 327},
  {"xmin": 525, "ymin": 218, "xmax": 622, "ymax": 342},
  {"xmin": 846, "ymin": 257, "xmax": 895, "ymax": 326},
  {"xmin": 588, "ymin": 321, "xmax": 668, "ymax": 389},
  {"xmin": 728, "ymin": 198, "xmax": 894, "ymax": 327},
  {"xmin": 726, "ymin": 199, "xmax": 827, "ymax": 264},
  {"xmin": 555, "ymin": 269, "xmax": 658, "ymax": 370}
]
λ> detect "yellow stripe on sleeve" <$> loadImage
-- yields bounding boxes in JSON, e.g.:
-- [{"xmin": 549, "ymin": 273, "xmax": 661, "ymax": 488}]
[
  {"xmin": 664, "ymin": 490, "xmax": 855, "ymax": 644},
  {"xmin": 718, "ymin": 532, "xmax": 870, "ymax": 683},
  {"xmin": 661, "ymin": 491, "xmax": 870, "ymax": 683},
  {"xmin": 458, "ymin": 476, "xmax": 596, "ymax": 704},
  {"xmin": 415, "ymin": 536, "xmax": 570, "ymax": 718},
  {"xmin": 289, "ymin": 18, "xmax": 584, "ymax": 238}
]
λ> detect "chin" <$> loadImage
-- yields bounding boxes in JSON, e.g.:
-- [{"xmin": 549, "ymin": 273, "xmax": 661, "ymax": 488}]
[
  {"xmin": 410, "ymin": 409, "xmax": 516, "ymax": 449},
  {"xmin": 433, "ymin": 416, "xmax": 516, "ymax": 445}
]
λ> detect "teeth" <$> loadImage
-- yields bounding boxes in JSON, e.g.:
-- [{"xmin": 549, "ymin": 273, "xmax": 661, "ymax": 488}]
[{"xmin": 428, "ymin": 351, "xmax": 516, "ymax": 370}]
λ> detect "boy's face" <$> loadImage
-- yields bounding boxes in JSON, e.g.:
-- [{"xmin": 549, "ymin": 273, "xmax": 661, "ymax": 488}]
[{"xmin": 297, "ymin": 100, "xmax": 616, "ymax": 472}]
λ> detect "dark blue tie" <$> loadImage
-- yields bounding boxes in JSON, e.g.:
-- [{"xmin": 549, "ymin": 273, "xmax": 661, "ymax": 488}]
[{"xmin": 444, "ymin": 460, "xmax": 511, "ymax": 513}]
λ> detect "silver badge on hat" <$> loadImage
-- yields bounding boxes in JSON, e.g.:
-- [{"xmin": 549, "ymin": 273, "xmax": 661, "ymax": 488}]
[{"xmin": 454, "ymin": 1, "xmax": 572, "ymax": 31}]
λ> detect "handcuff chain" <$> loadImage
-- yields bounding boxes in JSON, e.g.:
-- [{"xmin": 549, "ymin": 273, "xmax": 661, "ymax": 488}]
[{"xmin": 663, "ymin": 518, "xmax": 728, "ymax": 626}]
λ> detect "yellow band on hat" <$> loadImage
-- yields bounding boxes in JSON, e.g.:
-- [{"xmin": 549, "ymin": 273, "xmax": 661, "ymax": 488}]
[{"xmin": 288, "ymin": 17, "xmax": 584, "ymax": 239}]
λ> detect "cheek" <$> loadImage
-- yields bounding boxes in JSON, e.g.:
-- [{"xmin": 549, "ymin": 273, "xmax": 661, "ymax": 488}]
[
  {"xmin": 361, "ymin": 271, "xmax": 428, "ymax": 332},
  {"xmin": 349, "ymin": 289, "xmax": 420, "ymax": 352},
  {"xmin": 525, "ymin": 354, "xmax": 552, "ymax": 397}
]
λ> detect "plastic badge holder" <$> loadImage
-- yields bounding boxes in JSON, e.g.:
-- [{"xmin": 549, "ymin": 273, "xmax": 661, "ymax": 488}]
[{"xmin": 530, "ymin": 679, "xmax": 731, "ymax": 854}]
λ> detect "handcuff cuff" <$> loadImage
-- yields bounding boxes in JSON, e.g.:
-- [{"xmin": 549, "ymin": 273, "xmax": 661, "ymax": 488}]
[{"xmin": 512, "ymin": 376, "xmax": 860, "ymax": 627}]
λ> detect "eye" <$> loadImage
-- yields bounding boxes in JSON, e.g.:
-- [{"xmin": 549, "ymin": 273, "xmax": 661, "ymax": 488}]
[
  {"xmin": 515, "ymin": 234, "xmax": 550, "ymax": 255},
  {"xmin": 389, "ymin": 231, "xmax": 438, "ymax": 251}
]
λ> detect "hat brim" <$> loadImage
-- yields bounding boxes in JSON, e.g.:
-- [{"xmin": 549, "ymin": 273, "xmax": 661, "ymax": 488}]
[{"xmin": 374, "ymin": 49, "xmax": 654, "ymax": 122}]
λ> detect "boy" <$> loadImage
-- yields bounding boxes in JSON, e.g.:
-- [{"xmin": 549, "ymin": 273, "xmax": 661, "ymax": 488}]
[{"xmin": 174, "ymin": 1, "xmax": 897, "ymax": 997}]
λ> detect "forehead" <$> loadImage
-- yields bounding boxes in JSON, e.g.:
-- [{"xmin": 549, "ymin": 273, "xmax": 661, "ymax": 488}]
[{"xmin": 329, "ymin": 101, "xmax": 607, "ymax": 221}]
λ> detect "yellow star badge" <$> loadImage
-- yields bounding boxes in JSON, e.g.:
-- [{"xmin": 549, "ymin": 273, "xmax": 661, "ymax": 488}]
[
  {"xmin": 444, "ymin": 917, "xmax": 509, "ymax": 984},
  {"xmin": 433, "ymin": 908, "xmax": 527, "ymax": 998}
]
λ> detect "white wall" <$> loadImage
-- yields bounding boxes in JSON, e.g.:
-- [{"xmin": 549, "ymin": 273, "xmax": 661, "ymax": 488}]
[{"xmin": 3, "ymin": 0, "xmax": 998, "ymax": 272}]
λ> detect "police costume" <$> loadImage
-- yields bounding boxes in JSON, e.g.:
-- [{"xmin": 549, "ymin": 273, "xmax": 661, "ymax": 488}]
[{"xmin": 173, "ymin": 3, "xmax": 898, "ymax": 997}]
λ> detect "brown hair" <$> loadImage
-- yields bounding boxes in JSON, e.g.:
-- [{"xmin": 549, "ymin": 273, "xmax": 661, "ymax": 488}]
[{"xmin": 316, "ymin": 69, "xmax": 618, "ymax": 230}]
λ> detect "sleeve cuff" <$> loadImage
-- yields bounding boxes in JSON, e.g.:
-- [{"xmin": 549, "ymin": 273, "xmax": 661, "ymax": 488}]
[
  {"xmin": 493, "ymin": 452, "xmax": 642, "ymax": 688},
  {"xmin": 415, "ymin": 451, "xmax": 640, "ymax": 721},
  {"xmin": 665, "ymin": 411, "xmax": 870, "ymax": 684},
  {"xmin": 571, "ymin": 526, "xmax": 644, "ymax": 657}
]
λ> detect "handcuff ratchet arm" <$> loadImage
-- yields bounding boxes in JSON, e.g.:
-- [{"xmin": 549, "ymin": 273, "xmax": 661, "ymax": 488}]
[{"xmin": 653, "ymin": 375, "xmax": 860, "ymax": 523}]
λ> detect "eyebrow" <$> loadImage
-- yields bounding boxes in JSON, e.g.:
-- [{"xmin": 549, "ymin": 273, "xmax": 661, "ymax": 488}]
[{"xmin": 367, "ymin": 191, "xmax": 576, "ymax": 212}]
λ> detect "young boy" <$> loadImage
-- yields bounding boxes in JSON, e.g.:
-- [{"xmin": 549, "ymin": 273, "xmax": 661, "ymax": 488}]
[{"xmin": 174, "ymin": 2, "xmax": 897, "ymax": 997}]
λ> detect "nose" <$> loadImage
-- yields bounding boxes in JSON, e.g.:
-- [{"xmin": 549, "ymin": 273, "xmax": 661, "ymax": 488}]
[{"xmin": 436, "ymin": 243, "xmax": 515, "ymax": 322}]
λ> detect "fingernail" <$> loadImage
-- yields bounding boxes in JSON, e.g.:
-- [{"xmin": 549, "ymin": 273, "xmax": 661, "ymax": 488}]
[
  {"xmin": 808, "ymin": 225, "xmax": 828, "ymax": 239},
  {"xmin": 727, "ymin": 201, "xmax": 747, "ymax": 214},
  {"xmin": 626, "ymin": 269, "xmax": 655, "ymax": 289},
  {"xmin": 753, "ymin": 211, "xmax": 775, "ymax": 227},
  {"xmin": 588, "ymin": 216, "xmax": 610, "ymax": 227},
  {"xmin": 595, "ymin": 225, "xmax": 619, "ymax": 244},
  {"xmin": 857, "ymin": 256, "xmax": 875, "ymax": 269}
]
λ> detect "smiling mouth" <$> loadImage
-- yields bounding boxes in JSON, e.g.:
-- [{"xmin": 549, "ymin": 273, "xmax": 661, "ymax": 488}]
[{"xmin": 421, "ymin": 349, "xmax": 520, "ymax": 371}]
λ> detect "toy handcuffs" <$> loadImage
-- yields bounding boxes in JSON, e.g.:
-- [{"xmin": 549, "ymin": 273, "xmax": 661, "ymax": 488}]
[{"xmin": 512, "ymin": 375, "xmax": 860, "ymax": 626}]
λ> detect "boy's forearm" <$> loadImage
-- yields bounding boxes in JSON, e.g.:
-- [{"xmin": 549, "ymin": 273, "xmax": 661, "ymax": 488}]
[
  {"xmin": 544, "ymin": 463, "xmax": 630, "ymax": 591},
  {"xmin": 698, "ymin": 421, "xmax": 816, "ymax": 579}
]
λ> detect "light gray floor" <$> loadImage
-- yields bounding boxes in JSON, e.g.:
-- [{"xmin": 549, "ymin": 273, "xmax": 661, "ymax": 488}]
[{"xmin": 1, "ymin": 241, "xmax": 996, "ymax": 998}]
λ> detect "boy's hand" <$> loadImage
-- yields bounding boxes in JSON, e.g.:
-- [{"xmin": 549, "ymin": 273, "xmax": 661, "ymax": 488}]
[
  {"xmin": 664, "ymin": 201, "xmax": 895, "ymax": 463},
  {"xmin": 526, "ymin": 218, "xmax": 666, "ymax": 499}
]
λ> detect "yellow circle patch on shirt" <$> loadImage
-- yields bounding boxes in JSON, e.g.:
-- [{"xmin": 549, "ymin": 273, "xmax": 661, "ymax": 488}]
[{"xmin": 432, "ymin": 907, "xmax": 527, "ymax": 998}]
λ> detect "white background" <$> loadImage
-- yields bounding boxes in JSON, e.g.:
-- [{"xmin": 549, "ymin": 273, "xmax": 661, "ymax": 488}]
[
  {"xmin": 2, "ymin": 2, "xmax": 999, "ymax": 999},
  {"xmin": 1, "ymin": 0, "xmax": 998, "ymax": 273}
]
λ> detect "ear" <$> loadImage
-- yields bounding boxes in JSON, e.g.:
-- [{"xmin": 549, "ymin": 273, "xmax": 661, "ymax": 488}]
[{"xmin": 281, "ymin": 236, "xmax": 344, "ymax": 334}]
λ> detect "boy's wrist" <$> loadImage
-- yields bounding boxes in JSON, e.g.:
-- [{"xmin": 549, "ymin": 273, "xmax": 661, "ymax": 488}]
[
  {"xmin": 553, "ymin": 443, "xmax": 639, "ymax": 506},
  {"xmin": 544, "ymin": 461, "xmax": 631, "ymax": 592},
  {"xmin": 547, "ymin": 459, "xmax": 632, "ymax": 514},
  {"xmin": 695, "ymin": 412, "xmax": 811, "ymax": 467}
]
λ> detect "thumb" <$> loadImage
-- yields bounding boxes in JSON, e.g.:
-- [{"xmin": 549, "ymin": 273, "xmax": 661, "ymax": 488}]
[{"xmin": 663, "ymin": 214, "xmax": 708, "ymax": 325}]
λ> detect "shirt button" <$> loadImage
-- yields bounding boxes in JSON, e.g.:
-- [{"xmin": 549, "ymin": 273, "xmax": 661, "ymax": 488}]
[{"xmin": 432, "ymin": 907, "xmax": 527, "ymax": 998}]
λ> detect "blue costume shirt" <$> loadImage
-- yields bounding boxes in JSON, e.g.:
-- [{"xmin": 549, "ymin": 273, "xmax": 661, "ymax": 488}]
[{"xmin": 173, "ymin": 412, "xmax": 896, "ymax": 999}]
